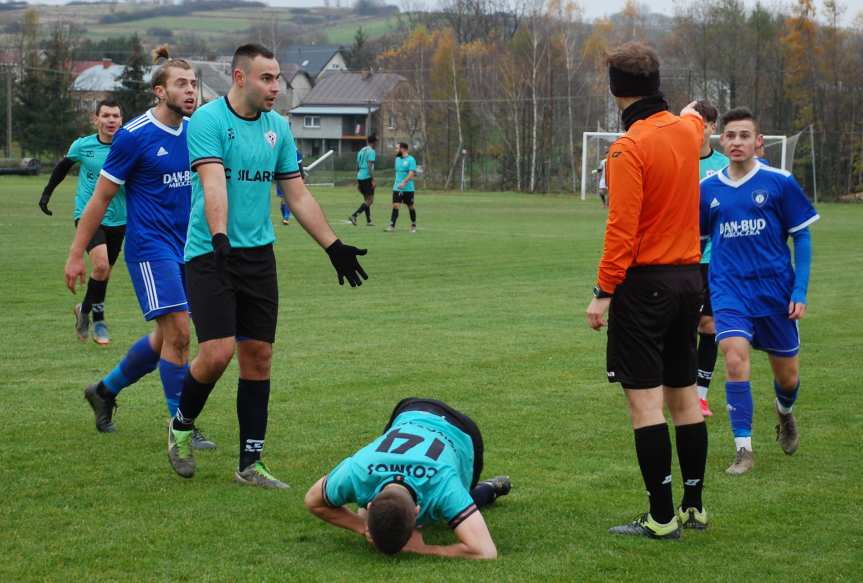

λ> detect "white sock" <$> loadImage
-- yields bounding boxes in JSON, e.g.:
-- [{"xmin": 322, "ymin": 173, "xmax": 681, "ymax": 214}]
[
  {"xmin": 776, "ymin": 398, "xmax": 793, "ymax": 414},
  {"xmin": 697, "ymin": 386, "xmax": 709, "ymax": 400},
  {"xmin": 734, "ymin": 437, "xmax": 752, "ymax": 452}
]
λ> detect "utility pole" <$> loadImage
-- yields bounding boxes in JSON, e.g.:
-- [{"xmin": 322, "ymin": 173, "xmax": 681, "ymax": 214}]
[{"xmin": 6, "ymin": 66, "xmax": 11, "ymax": 158}]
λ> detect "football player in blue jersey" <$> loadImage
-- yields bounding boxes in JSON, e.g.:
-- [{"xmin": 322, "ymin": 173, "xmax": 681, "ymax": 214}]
[
  {"xmin": 40, "ymin": 99, "xmax": 125, "ymax": 345},
  {"xmin": 167, "ymin": 44, "xmax": 367, "ymax": 488},
  {"xmin": 700, "ymin": 107, "xmax": 818, "ymax": 475},
  {"xmin": 304, "ymin": 398, "xmax": 510, "ymax": 559},
  {"xmin": 64, "ymin": 47, "xmax": 214, "ymax": 449}
]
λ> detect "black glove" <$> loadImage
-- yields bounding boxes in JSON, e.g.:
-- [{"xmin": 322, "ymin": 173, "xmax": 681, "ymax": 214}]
[
  {"xmin": 325, "ymin": 239, "xmax": 368, "ymax": 287},
  {"xmin": 212, "ymin": 233, "xmax": 231, "ymax": 280},
  {"xmin": 39, "ymin": 192, "xmax": 52, "ymax": 216}
]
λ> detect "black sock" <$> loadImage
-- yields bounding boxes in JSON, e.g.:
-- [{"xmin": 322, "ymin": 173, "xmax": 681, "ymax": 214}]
[
  {"xmin": 173, "ymin": 371, "xmax": 216, "ymax": 430},
  {"xmin": 353, "ymin": 203, "xmax": 366, "ymax": 217},
  {"xmin": 470, "ymin": 483, "xmax": 496, "ymax": 508},
  {"xmin": 237, "ymin": 378, "xmax": 270, "ymax": 470},
  {"xmin": 634, "ymin": 423, "xmax": 674, "ymax": 524},
  {"xmin": 364, "ymin": 204, "xmax": 371, "ymax": 222},
  {"xmin": 409, "ymin": 208, "xmax": 416, "ymax": 224},
  {"xmin": 697, "ymin": 333, "xmax": 717, "ymax": 391},
  {"xmin": 390, "ymin": 208, "xmax": 399, "ymax": 226},
  {"xmin": 82, "ymin": 277, "xmax": 108, "ymax": 315},
  {"xmin": 676, "ymin": 421, "xmax": 708, "ymax": 512}
]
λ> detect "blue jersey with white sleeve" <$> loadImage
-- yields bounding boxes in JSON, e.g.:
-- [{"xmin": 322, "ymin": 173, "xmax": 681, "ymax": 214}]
[
  {"xmin": 700, "ymin": 162, "xmax": 819, "ymax": 317},
  {"xmin": 100, "ymin": 110, "xmax": 192, "ymax": 263}
]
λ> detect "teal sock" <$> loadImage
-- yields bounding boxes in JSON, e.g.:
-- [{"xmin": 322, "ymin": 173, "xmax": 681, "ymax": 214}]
[{"xmin": 102, "ymin": 335, "xmax": 159, "ymax": 395}]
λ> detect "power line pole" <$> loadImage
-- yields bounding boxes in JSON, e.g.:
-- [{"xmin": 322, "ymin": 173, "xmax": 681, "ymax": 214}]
[{"xmin": 6, "ymin": 66, "xmax": 11, "ymax": 158}]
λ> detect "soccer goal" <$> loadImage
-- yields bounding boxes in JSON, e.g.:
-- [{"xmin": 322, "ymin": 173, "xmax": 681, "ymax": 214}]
[{"xmin": 580, "ymin": 132, "xmax": 791, "ymax": 201}]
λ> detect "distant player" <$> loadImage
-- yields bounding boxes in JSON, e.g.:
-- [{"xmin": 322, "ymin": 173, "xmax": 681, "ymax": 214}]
[
  {"xmin": 386, "ymin": 142, "xmax": 417, "ymax": 233},
  {"xmin": 276, "ymin": 151, "xmax": 304, "ymax": 225},
  {"xmin": 167, "ymin": 44, "xmax": 368, "ymax": 488},
  {"xmin": 693, "ymin": 100, "xmax": 729, "ymax": 418},
  {"xmin": 700, "ymin": 107, "xmax": 818, "ymax": 475},
  {"xmin": 350, "ymin": 134, "xmax": 377, "ymax": 226},
  {"xmin": 305, "ymin": 398, "xmax": 511, "ymax": 559},
  {"xmin": 40, "ymin": 99, "xmax": 125, "ymax": 345},
  {"xmin": 64, "ymin": 48, "xmax": 214, "ymax": 449},
  {"xmin": 592, "ymin": 156, "xmax": 608, "ymax": 207}
]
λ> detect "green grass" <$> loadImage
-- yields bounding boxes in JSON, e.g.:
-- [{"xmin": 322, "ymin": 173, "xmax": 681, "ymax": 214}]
[
  {"xmin": 0, "ymin": 177, "xmax": 860, "ymax": 581},
  {"xmin": 326, "ymin": 17, "xmax": 399, "ymax": 44}
]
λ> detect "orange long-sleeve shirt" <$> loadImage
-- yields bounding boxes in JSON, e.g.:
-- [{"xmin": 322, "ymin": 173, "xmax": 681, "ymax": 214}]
[{"xmin": 597, "ymin": 111, "xmax": 703, "ymax": 294}]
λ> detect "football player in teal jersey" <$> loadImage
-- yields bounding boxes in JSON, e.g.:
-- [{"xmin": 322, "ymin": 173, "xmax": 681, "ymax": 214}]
[
  {"xmin": 169, "ymin": 44, "xmax": 368, "ymax": 488},
  {"xmin": 693, "ymin": 100, "xmax": 729, "ymax": 418},
  {"xmin": 41, "ymin": 99, "xmax": 125, "ymax": 345},
  {"xmin": 305, "ymin": 398, "xmax": 511, "ymax": 558},
  {"xmin": 386, "ymin": 142, "xmax": 418, "ymax": 233},
  {"xmin": 350, "ymin": 134, "xmax": 377, "ymax": 226}
]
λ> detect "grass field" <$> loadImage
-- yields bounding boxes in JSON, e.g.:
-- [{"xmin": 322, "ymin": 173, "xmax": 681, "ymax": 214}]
[{"xmin": 0, "ymin": 177, "xmax": 861, "ymax": 581}]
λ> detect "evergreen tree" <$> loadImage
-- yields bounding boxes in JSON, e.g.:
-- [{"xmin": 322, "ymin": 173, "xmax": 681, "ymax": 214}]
[{"xmin": 116, "ymin": 34, "xmax": 152, "ymax": 119}]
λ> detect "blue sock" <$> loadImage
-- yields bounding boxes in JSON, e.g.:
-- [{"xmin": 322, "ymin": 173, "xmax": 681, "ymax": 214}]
[
  {"xmin": 774, "ymin": 380, "xmax": 800, "ymax": 411},
  {"xmin": 725, "ymin": 381, "xmax": 753, "ymax": 438},
  {"xmin": 102, "ymin": 335, "xmax": 159, "ymax": 395},
  {"xmin": 159, "ymin": 360, "xmax": 188, "ymax": 417},
  {"xmin": 280, "ymin": 201, "xmax": 290, "ymax": 220}
]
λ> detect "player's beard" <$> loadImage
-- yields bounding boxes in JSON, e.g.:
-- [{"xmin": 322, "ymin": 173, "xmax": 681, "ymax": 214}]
[{"xmin": 166, "ymin": 99, "xmax": 186, "ymax": 118}]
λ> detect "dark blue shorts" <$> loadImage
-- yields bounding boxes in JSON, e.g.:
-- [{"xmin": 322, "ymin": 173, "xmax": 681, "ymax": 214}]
[
  {"xmin": 127, "ymin": 259, "xmax": 188, "ymax": 321},
  {"xmin": 714, "ymin": 310, "xmax": 800, "ymax": 356}
]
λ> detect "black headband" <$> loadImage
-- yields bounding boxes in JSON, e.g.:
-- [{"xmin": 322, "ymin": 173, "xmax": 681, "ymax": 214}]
[{"xmin": 609, "ymin": 65, "xmax": 660, "ymax": 97}]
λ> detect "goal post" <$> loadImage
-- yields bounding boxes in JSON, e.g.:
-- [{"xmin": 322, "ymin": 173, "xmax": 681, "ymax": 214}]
[{"xmin": 580, "ymin": 132, "xmax": 790, "ymax": 201}]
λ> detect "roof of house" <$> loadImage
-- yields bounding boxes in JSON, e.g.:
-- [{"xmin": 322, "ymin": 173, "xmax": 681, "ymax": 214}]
[
  {"xmin": 294, "ymin": 72, "xmax": 405, "ymax": 108},
  {"xmin": 72, "ymin": 63, "xmax": 138, "ymax": 92},
  {"xmin": 280, "ymin": 45, "xmax": 344, "ymax": 78},
  {"xmin": 190, "ymin": 60, "xmax": 232, "ymax": 96}
]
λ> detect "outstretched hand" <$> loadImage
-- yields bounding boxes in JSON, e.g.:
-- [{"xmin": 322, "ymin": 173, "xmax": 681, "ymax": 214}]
[{"xmin": 326, "ymin": 239, "xmax": 368, "ymax": 287}]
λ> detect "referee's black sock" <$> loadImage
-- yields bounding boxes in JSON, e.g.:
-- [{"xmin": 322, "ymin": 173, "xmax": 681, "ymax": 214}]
[
  {"xmin": 633, "ymin": 423, "xmax": 674, "ymax": 524},
  {"xmin": 676, "ymin": 421, "xmax": 708, "ymax": 512},
  {"xmin": 82, "ymin": 277, "xmax": 107, "ymax": 315},
  {"xmin": 409, "ymin": 208, "xmax": 416, "ymax": 224},
  {"xmin": 470, "ymin": 483, "xmax": 496, "ymax": 508},
  {"xmin": 237, "ymin": 378, "xmax": 270, "ymax": 471},
  {"xmin": 363, "ymin": 203, "xmax": 371, "ymax": 223},
  {"xmin": 390, "ymin": 208, "xmax": 399, "ymax": 227},
  {"xmin": 172, "ymin": 371, "xmax": 216, "ymax": 430}
]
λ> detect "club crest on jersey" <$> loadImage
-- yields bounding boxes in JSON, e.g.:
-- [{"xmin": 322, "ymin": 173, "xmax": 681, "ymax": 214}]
[
  {"xmin": 752, "ymin": 189, "xmax": 769, "ymax": 207},
  {"xmin": 265, "ymin": 131, "xmax": 277, "ymax": 148}
]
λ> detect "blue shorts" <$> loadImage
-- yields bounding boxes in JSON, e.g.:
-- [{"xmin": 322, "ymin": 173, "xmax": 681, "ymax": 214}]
[
  {"xmin": 127, "ymin": 260, "xmax": 188, "ymax": 321},
  {"xmin": 714, "ymin": 310, "xmax": 800, "ymax": 356}
]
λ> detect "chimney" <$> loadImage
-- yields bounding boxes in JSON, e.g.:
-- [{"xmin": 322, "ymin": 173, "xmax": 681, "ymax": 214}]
[{"xmin": 101, "ymin": 57, "xmax": 112, "ymax": 69}]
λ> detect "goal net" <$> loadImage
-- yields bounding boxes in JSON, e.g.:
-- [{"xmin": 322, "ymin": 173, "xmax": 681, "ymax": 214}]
[{"xmin": 580, "ymin": 132, "xmax": 792, "ymax": 200}]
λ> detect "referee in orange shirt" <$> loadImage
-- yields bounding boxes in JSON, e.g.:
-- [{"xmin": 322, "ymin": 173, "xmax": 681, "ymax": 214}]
[{"xmin": 586, "ymin": 42, "xmax": 709, "ymax": 539}]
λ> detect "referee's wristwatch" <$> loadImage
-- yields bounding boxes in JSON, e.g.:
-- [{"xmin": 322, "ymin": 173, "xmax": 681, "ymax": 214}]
[{"xmin": 593, "ymin": 285, "xmax": 613, "ymax": 299}]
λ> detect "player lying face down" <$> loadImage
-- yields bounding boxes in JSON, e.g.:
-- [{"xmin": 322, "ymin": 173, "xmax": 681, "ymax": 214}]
[{"xmin": 304, "ymin": 398, "xmax": 511, "ymax": 559}]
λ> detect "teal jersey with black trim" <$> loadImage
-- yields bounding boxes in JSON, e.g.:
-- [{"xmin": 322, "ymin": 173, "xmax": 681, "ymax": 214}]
[
  {"xmin": 356, "ymin": 146, "xmax": 376, "ymax": 180},
  {"xmin": 394, "ymin": 154, "xmax": 417, "ymax": 192},
  {"xmin": 68, "ymin": 134, "xmax": 126, "ymax": 226},
  {"xmin": 185, "ymin": 97, "xmax": 301, "ymax": 261},
  {"xmin": 699, "ymin": 149, "xmax": 729, "ymax": 264},
  {"xmin": 324, "ymin": 411, "xmax": 477, "ymax": 528}
]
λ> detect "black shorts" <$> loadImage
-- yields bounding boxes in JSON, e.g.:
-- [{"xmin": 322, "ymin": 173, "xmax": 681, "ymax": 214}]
[
  {"xmin": 357, "ymin": 178, "xmax": 375, "ymax": 197},
  {"xmin": 74, "ymin": 220, "xmax": 126, "ymax": 266},
  {"xmin": 700, "ymin": 263, "xmax": 712, "ymax": 317},
  {"xmin": 184, "ymin": 244, "xmax": 278, "ymax": 344},
  {"xmin": 385, "ymin": 397, "xmax": 484, "ymax": 489},
  {"xmin": 607, "ymin": 265, "xmax": 703, "ymax": 389},
  {"xmin": 392, "ymin": 190, "xmax": 415, "ymax": 205}
]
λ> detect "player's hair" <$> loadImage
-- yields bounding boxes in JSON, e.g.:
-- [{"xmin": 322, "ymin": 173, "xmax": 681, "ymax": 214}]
[
  {"xmin": 231, "ymin": 43, "xmax": 275, "ymax": 73},
  {"xmin": 367, "ymin": 489, "xmax": 415, "ymax": 555},
  {"xmin": 721, "ymin": 107, "xmax": 759, "ymax": 133},
  {"xmin": 150, "ymin": 45, "xmax": 192, "ymax": 90},
  {"xmin": 367, "ymin": 134, "xmax": 377, "ymax": 144},
  {"xmin": 398, "ymin": 142, "xmax": 409, "ymax": 150},
  {"xmin": 694, "ymin": 100, "xmax": 719, "ymax": 124},
  {"xmin": 96, "ymin": 98, "xmax": 121, "ymax": 115},
  {"xmin": 605, "ymin": 42, "xmax": 659, "ymax": 77}
]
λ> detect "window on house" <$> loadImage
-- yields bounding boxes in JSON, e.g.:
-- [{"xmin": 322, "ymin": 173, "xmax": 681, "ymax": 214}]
[
  {"xmin": 388, "ymin": 113, "xmax": 396, "ymax": 130},
  {"xmin": 304, "ymin": 116, "xmax": 321, "ymax": 128}
]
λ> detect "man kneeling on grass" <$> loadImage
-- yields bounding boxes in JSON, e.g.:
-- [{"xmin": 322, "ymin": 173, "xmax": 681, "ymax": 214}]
[{"xmin": 305, "ymin": 398, "xmax": 511, "ymax": 559}]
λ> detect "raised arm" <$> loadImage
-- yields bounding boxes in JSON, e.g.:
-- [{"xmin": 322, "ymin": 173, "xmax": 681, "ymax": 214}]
[
  {"xmin": 304, "ymin": 476, "xmax": 368, "ymax": 536},
  {"xmin": 39, "ymin": 157, "xmax": 76, "ymax": 216},
  {"xmin": 64, "ymin": 176, "xmax": 120, "ymax": 292},
  {"xmin": 401, "ymin": 511, "xmax": 497, "ymax": 560}
]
